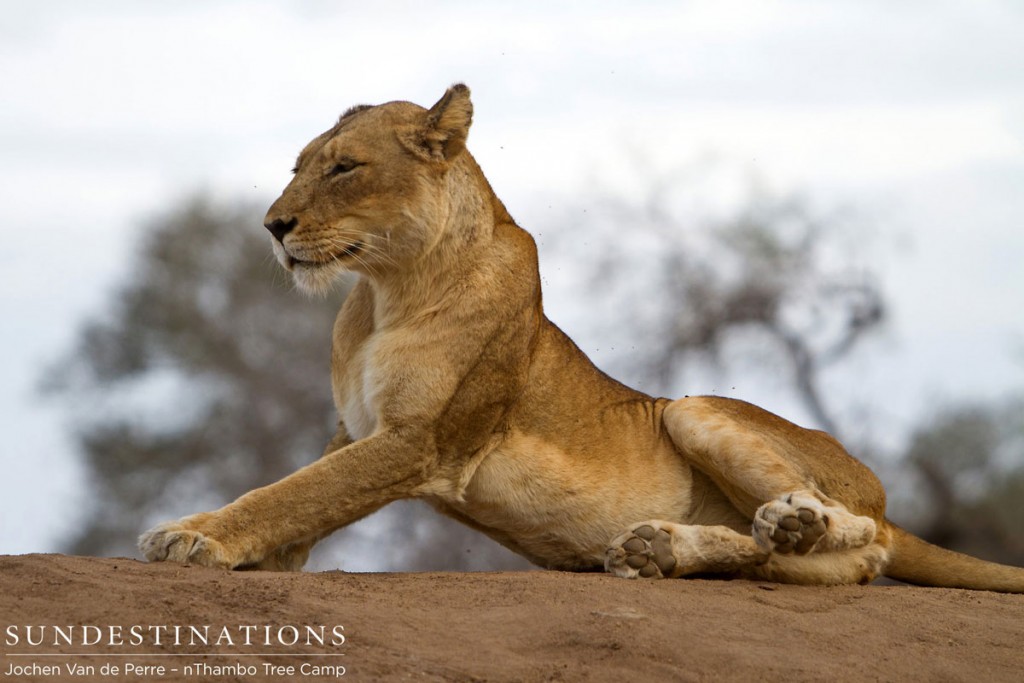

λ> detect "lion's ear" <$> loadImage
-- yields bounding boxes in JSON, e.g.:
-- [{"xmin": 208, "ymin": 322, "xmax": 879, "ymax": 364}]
[{"xmin": 401, "ymin": 84, "xmax": 473, "ymax": 162}]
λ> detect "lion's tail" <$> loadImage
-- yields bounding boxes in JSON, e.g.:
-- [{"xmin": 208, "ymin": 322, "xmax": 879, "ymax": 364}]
[{"xmin": 883, "ymin": 522, "xmax": 1024, "ymax": 593}]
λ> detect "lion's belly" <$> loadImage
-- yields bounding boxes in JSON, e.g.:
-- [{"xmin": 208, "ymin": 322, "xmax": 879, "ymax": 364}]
[{"xmin": 454, "ymin": 431, "xmax": 695, "ymax": 569}]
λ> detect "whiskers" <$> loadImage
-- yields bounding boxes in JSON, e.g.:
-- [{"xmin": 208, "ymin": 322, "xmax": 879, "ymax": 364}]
[
  {"xmin": 321, "ymin": 233, "xmax": 396, "ymax": 279},
  {"xmin": 281, "ymin": 230, "xmax": 396, "ymax": 296},
  {"xmin": 263, "ymin": 245, "xmax": 298, "ymax": 294},
  {"xmin": 270, "ymin": 222, "xmax": 401, "ymax": 296}
]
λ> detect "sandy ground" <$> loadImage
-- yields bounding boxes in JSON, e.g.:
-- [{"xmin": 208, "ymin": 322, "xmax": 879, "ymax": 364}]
[{"xmin": 1, "ymin": 554, "xmax": 1022, "ymax": 682}]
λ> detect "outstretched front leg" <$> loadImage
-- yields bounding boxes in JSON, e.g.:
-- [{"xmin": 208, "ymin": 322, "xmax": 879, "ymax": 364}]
[{"xmin": 138, "ymin": 427, "xmax": 432, "ymax": 570}]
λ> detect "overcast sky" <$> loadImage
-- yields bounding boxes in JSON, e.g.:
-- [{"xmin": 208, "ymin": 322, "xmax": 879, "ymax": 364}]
[{"xmin": 2, "ymin": 1, "xmax": 1023, "ymax": 557}]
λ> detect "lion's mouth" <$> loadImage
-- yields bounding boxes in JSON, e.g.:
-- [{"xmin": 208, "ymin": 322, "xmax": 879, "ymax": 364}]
[{"xmin": 286, "ymin": 242, "xmax": 365, "ymax": 269}]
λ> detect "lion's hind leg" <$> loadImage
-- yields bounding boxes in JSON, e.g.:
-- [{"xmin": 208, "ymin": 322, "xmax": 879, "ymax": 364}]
[
  {"xmin": 606, "ymin": 520, "xmax": 769, "ymax": 580},
  {"xmin": 662, "ymin": 396, "xmax": 883, "ymax": 562},
  {"xmin": 606, "ymin": 519, "xmax": 890, "ymax": 586},
  {"xmin": 746, "ymin": 541, "xmax": 891, "ymax": 586}
]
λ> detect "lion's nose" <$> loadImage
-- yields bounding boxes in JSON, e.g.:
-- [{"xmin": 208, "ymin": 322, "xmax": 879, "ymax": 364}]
[{"xmin": 265, "ymin": 216, "xmax": 298, "ymax": 243}]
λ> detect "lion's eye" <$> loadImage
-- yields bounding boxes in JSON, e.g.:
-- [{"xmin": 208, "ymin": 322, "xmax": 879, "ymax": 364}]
[{"xmin": 329, "ymin": 159, "xmax": 362, "ymax": 176}]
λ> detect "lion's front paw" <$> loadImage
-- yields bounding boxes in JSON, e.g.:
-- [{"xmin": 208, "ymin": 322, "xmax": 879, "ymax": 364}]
[
  {"xmin": 138, "ymin": 520, "xmax": 234, "ymax": 569},
  {"xmin": 605, "ymin": 522, "xmax": 678, "ymax": 579},
  {"xmin": 752, "ymin": 493, "xmax": 829, "ymax": 555}
]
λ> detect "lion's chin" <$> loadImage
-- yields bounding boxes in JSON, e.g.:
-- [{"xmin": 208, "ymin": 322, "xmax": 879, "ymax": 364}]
[{"xmin": 291, "ymin": 261, "xmax": 347, "ymax": 297}]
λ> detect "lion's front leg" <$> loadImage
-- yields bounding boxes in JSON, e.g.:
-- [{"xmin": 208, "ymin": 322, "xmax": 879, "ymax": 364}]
[
  {"xmin": 138, "ymin": 428, "xmax": 431, "ymax": 570},
  {"xmin": 242, "ymin": 537, "xmax": 325, "ymax": 572}
]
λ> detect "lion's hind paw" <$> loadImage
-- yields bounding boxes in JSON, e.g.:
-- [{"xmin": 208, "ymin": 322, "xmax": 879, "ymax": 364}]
[
  {"xmin": 753, "ymin": 494, "xmax": 829, "ymax": 555},
  {"xmin": 605, "ymin": 522, "xmax": 677, "ymax": 579}
]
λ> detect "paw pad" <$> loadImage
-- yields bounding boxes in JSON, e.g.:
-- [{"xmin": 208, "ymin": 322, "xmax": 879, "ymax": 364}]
[
  {"xmin": 607, "ymin": 524, "xmax": 676, "ymax": 579},
  {"xmin": 754, "ymin": 498, "xmax": 829, "ymax": 555}
]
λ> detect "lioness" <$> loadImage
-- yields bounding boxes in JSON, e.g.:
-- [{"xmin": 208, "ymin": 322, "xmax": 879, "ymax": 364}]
[{"xmin": 141, "ymin": 85, "xmax": 1024, "ymax": 592}]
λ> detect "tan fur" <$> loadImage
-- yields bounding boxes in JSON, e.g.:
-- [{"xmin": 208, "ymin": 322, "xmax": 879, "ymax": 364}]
[{"xmin": 139, "ymin": 85, "xmax": 1024, "ymax": 592}]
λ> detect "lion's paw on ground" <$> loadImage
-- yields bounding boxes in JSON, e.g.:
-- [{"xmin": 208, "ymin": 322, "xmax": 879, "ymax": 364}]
[{"xmin": 138, "ymin": 523, "xmax": 233, "ymax": 569}]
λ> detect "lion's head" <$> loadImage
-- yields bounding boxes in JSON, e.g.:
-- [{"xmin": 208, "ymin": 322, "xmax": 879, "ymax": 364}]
[{"xmin": 264, "ymin": 84, "xmax": 475, "ymax": 294}]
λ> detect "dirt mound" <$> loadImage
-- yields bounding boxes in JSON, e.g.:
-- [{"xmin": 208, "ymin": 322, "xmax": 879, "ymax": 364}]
[{"xmin": 1, "ymin": 554, "xmax": 1021, "ymax": 682}]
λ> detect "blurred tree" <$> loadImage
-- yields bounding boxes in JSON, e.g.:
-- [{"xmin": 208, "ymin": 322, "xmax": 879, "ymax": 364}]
[
  {"xmin": 43, "ymin": 194, "xmax": 531, "ymax": 571},
  {"xmin": 902, "ymin": 399, "xmax": 1024, "ymax": 566},
  {"xmin": 559, "ymin": 174, "xmax": 885, "ymax": 440}
]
